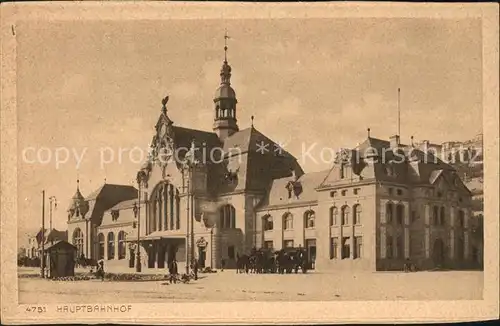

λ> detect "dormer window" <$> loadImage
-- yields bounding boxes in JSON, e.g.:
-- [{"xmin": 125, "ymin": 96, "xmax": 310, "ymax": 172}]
[{"xmin": 111, "ymin": 210, "xmax": 119, "ymax": 221}]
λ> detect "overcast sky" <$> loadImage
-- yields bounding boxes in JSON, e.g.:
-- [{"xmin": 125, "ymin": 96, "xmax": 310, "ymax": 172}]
[{"xmin": 17, "ymin": 18, "xmax": 482, "ymax": 238}]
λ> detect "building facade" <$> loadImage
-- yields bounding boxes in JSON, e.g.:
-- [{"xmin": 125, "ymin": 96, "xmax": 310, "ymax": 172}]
[{"xmin": 66, "ymin": 49, "xmax": 478, "ymax": 272}]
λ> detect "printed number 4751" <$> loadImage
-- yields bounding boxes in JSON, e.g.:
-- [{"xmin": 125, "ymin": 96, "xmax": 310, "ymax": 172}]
[{"xmin": 26, "ymin": 306, "xmax": 46, "ymax": 313}]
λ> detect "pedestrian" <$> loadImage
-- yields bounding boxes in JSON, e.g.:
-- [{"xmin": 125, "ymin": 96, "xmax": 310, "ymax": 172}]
[
  {"xmin": 169, "ymin": 259, "xmax": 178, "ymax": 284},
  {"xmin": 192, "ymin": 259, "xmax": 198, "ymax": 280},
  {"xmin": 221, "ymin": 258, "xmax": 225, "ymax": 272},
  {"xmin": 97, "ymin": 260, "xmax": 105, "ymax": 281}
]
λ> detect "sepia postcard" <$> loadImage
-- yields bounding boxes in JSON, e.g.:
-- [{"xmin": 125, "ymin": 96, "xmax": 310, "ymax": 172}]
[{"xmin": 1, "ymin": 1, "xmax": 499, "ymax": 324}]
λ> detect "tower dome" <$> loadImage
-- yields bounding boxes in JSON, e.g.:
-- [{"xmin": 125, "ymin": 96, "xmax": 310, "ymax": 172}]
[
  {"xmin": 67, "ymin": 180, "xmax": 89, "ymax": 219},
  {"xmin": 213, "ymin": 32, "xmax": 239, "ymax": 140}
]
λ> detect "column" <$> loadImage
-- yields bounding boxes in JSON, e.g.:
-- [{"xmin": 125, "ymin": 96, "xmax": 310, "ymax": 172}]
[
  {"xmin": 449, "ymin": 206, "xmax": 455, "ymax": 259},
  {"xmin": 114, "ymin": 236, "xmax": 118, "ymax": 260},
  {"xmin": 157, "ymin": 191, "xmax": 162, "ymax": 231},
  {"xmin": 404, "ymin": 203, "xmax": 410, "ymax": 258},
  {"xmin": 212, "ymin": 226, "xmax": 221, "ymax": 268},
  {"xmin": 277, "ymin": 215, "xmax": 284, "ymax": 250},
  {"xmin": 424, "ymin": 204, "xmax": 430, "ymax": 258},
  {"xmin": 380, "ymin": 226, "xmax": 386, "ymax": 258},
  {"xmin": 169, "ymin": 185, "xmax": 174, "ymax": 230},
  {"xmin": 175, "ymin": 189, "xmax": 180, "ymax": 230},
  {"xmin": 350, "ymin": 225, "xmax": 355, "ymax": 259}
]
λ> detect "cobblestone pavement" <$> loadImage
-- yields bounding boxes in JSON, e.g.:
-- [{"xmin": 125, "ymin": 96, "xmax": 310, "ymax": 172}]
[{"xmin": 18, "ymin": 268, "xmax": 483, "ymax": 303}]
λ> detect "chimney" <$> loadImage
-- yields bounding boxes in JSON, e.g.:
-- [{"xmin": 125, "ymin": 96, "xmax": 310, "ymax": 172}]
[{"xmin": 389, "ymin": 135, "xmax": 400, "ymax": 148}]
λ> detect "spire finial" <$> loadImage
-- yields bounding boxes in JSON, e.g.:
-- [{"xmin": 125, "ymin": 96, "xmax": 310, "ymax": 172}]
[
  {"xmin": 161, "ymin": 95, "xmax": 169, "ymax": 115},
  {"xmin": 104, "ymin": 177, "xmax": 107, "ymax": 184},
  {"xmin": 251, "ymin": 115, "xmax": 254, "ymax": 128},
  {"xmin": 76, "ymin": 178, "xmax": 80, "ymax": 191},
  {"xmin": 367, "ymin": 127, "xmax": 371, "ymax": 138},
  {"xmin": 411, "ymin": 135, "xmax": 414, "ymax": 147},
  {"xmin": 224, "ymin": 29, "xmax": 230, "ymax": 63}
]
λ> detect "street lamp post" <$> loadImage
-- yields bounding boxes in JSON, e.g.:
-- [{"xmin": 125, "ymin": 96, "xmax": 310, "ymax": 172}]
[
  {"xmin": 133, "ymin": 174, "xmax": 143, "ymax": 273},
  {"xmin": 183, "ymin": 139, "xmax": 200, "ymax": 275},
  {"xmin": 48, "ymin": 196, "xmax": 57, "ymax": 239}
]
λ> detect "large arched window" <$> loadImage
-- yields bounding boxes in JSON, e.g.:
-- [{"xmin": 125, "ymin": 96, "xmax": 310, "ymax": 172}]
[
  {"xmin": 353, "ymin": 204, "xmax": 362, "ymax": 225},
  {"xmin": 329, "ymin": 207, "xmax": 338, "ymax": 226},
  {"xmin": 304, "ymin": 210, "xmax": 315, "ymax": 228},
  {"xmin": 458, "ymin": 210, "xmax": 465, "ymax": 228},
  {"xmin": 283, "ymin": 212, "xmax": 293, "ymax": 230},
  {"xmin": 219, "ymin": 205, "xmax": 236, "ymax": 229},
  {"xmin": 263, "ymin": 215, "xmax": 273, "ymax": 231},
  {"xmin": 341, "ymin": 205, "xmax": 350, "ymax": 225},
  {"xmin": 396, "ymin": 204, "xmax": 404, "ymax": 225},
  {"xmin": 440, "ymin": 206, "xmax": 446, "ymax": 225},
  {"xmin": 72, "ymin": 228, "xmax": 84, "ymax": 258},
  {"xmin": 433, "ymin": 206, "xmax": 439, "ymax": 225},
  {"xmin": 107, "ymin": 232, "xmax": 115, "ymax": 260},
  {"xmin": 97, "ymin": 233, "xmax": 105, "ymax": 260},
  {"xmin": 386, "ymin": 202, "xmax": 393, "ymax": 223},
  {"xmin": 118, "ymin": 231, "xmax": 126, "ymax": 259}
]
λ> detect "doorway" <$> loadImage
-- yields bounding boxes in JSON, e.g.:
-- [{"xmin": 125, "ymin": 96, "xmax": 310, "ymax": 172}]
[
  {"xmin": 198, "ymin": 246, "xmax": 206, "ymax": 269},
  {"xmin": 305, "ymin": 239, "xmax": 316, "ymax": 269},
  {"xmin": 433, "ymin": 238, "xmax": 445, "ymax": 266}
]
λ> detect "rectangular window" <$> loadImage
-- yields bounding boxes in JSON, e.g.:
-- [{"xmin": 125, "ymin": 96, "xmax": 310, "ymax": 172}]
[
  {"xmin": 354, "ymin": 236, "xmax": 362, "ymax": 259},
  {"xmin": 342, "ymin": 237, "xmax": 350, "ymax": 259},
  {"xmin": 283, "ymin": 240, "xmax": 294, "ymax": 248},
  {"xmin": 388, "ymin": 188, "xmax": 394, "ymax": 195},
  {"xmin": 330, "ymin": 237, "xmax": 338, "ymax": 259},
  {"xmin": 264, "ymin": 241, "xmax": 273, "ymax": 250},
  {"xmin": 397, "ymin": 189, "xmax": 403, "ymax": 196},
  {"xmin": 228, "ymin": 246, "xmax": 235, "ymax": 259}
]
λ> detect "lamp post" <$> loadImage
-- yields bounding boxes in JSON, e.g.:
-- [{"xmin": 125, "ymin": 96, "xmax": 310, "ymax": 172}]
[
  {"xmin": 183, "ymin": 139, "xmax": 200, "ymax": 274},
  {"xmin": 48, "ymin": 196, "xmax": 57, "ymax": 236},
  {"xmin": 133, "ymin": 172, "xmax": 143, "ymax": 272}
]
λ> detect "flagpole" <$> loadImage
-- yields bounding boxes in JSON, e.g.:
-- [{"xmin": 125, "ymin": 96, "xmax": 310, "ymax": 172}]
[{"xmin": 41, "ymin": 190, "xmax": 45, "ymax": 278}]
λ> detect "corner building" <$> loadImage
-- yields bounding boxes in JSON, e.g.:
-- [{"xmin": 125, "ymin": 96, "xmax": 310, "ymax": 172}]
[{"xmin": 67, "ymin": 52, "xmax": 477, "ymax": 272}]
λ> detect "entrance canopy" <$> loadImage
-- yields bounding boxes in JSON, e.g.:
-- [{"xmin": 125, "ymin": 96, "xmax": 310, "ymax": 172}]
[{"xmin": 125, "ymin": 230, "xmax": 186, "ymax": 242}]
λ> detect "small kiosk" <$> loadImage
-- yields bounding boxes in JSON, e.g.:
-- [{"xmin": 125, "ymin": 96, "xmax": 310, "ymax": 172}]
[{"xmin": 43, "ymin": 240, "xmax": 77, "ymax": 279}]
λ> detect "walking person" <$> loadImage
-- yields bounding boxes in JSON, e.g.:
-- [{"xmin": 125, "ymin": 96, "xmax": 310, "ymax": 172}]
[
  {"xmin": 96, "ymin": 260, "xmax": 105, "ymax": 281},
  {"xmin": 221, "ymin": 257, "xmax": 225, "ymax": 272},
  {"xmin": 169, "ymin": 259, "xmax": 178, "ymax": 284}
]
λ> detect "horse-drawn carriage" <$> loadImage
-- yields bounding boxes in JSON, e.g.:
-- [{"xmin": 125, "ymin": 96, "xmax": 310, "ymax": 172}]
[{"xmin": 236, "ymin": 247, "xmax": 308, "ymax": 274}]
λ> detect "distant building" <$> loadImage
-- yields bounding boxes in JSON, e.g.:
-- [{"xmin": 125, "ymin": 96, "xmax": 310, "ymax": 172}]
[{"xmin": 25, "ymin": 228, "xmax": 67, "ymax": 259}]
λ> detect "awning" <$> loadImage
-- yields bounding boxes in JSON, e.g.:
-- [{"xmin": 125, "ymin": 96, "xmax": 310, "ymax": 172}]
[{"xmin": 125, "ymin": 231, "xmax": 186, "ymax": 242}]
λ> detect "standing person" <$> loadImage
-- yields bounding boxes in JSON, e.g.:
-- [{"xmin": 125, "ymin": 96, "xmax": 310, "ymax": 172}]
[
  {"xmin": 221, "ymin": 257, "xmax": 225, "ymax": 272},
  {"xmin": 169, "ymin": 258, "xmax": 178, "ymax": 284},
  {"xmin": 192, "ymin": 259, "xmax": 198, "ymax": 280}
]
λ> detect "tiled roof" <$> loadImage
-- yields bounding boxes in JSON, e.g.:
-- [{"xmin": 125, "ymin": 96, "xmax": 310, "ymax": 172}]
[{"xmin": 85, "ymin": 183, "xmax": 137, "ymax": 201}]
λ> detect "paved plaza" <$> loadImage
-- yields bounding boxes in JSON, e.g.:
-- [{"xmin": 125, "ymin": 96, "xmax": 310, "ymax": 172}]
[{"xmin": 18, "ymin": 268, "xmax": 483, "ymax": 303}]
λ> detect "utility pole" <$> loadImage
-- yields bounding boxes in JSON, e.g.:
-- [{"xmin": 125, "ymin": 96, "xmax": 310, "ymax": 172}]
[
  {"xmin": 185, "ymin": 176, "xmax": 190, "ymax": 275},
  {"xmin": 40, "ymin": 190, "xmax": 45, "ymax": 278},
  {"xmin": 190, "ymin": 167, "xmax": 195, "ymax": 270}
]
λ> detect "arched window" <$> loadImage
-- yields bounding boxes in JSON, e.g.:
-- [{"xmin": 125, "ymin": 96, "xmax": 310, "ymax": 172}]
[
  {"xmin": 118, "ymin": 231, "xmax": 126, "ymax": 259},
  {"xmin": 341, "ymin": 205, "xmax": 350, "ymax": 225},
  {"xmin": 386, "ymin": 235, "xmax": 393, "ymax": 259},
  {"xmin": 386, "ymin": 202, "xmax": 393, "ymax": 223},
  {"xmin": 396, "ymin": 235, "xmax": 404, "ymax": 259},
  {"xmin": 433, "ymin": 206, "xmax": 439, "ymax": 225},
  {"xmin": 72, "ymin": 228, "xmax": 84, "ymax": 258},
  {"xmin": 396, "ymin": 204, "xmax": 404, "ymax": 225},
  {"xmin": 107, "ymin": 232, "xmax": 115, "ymax": 260},
  {"xmin": 304, "ymin": 210, "xmax": 315, "ymax": 228},
  {"xmin": 456, "ymin": 237, "xmax": 464, "ymax": 260},
  {"xmin": 97, "ymin": 233, "xmax": 105, "ymax": 260},
  {"xmin": 458, "ymin": 210, "xmax": 465, "ymax": 228},
  {"xmin": 263, "ymin": 215, "xmax": 273, "ymax": 231},
  {"xmin": 283, "ymin": 212, "xmax": 293, "ymax": 230},
  {"xmin": 440, "ymin": 206, "xmax": 446, "ymax": 225},
  {"xmin": 329, "ymin": 207, "xmax": 338, "ymax": 226},
  {"xmin": 219, "ymin": 204, "xmax": 236, "ymax": 229},
  {"xmin": 353, "ymin": 204, "xmax": 362, "ymax": 225}
]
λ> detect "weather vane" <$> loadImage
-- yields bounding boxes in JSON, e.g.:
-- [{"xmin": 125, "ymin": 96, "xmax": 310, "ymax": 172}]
[{"xmin": 224, "ymin": 29, "xmax": 230, "ymax": 62}]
